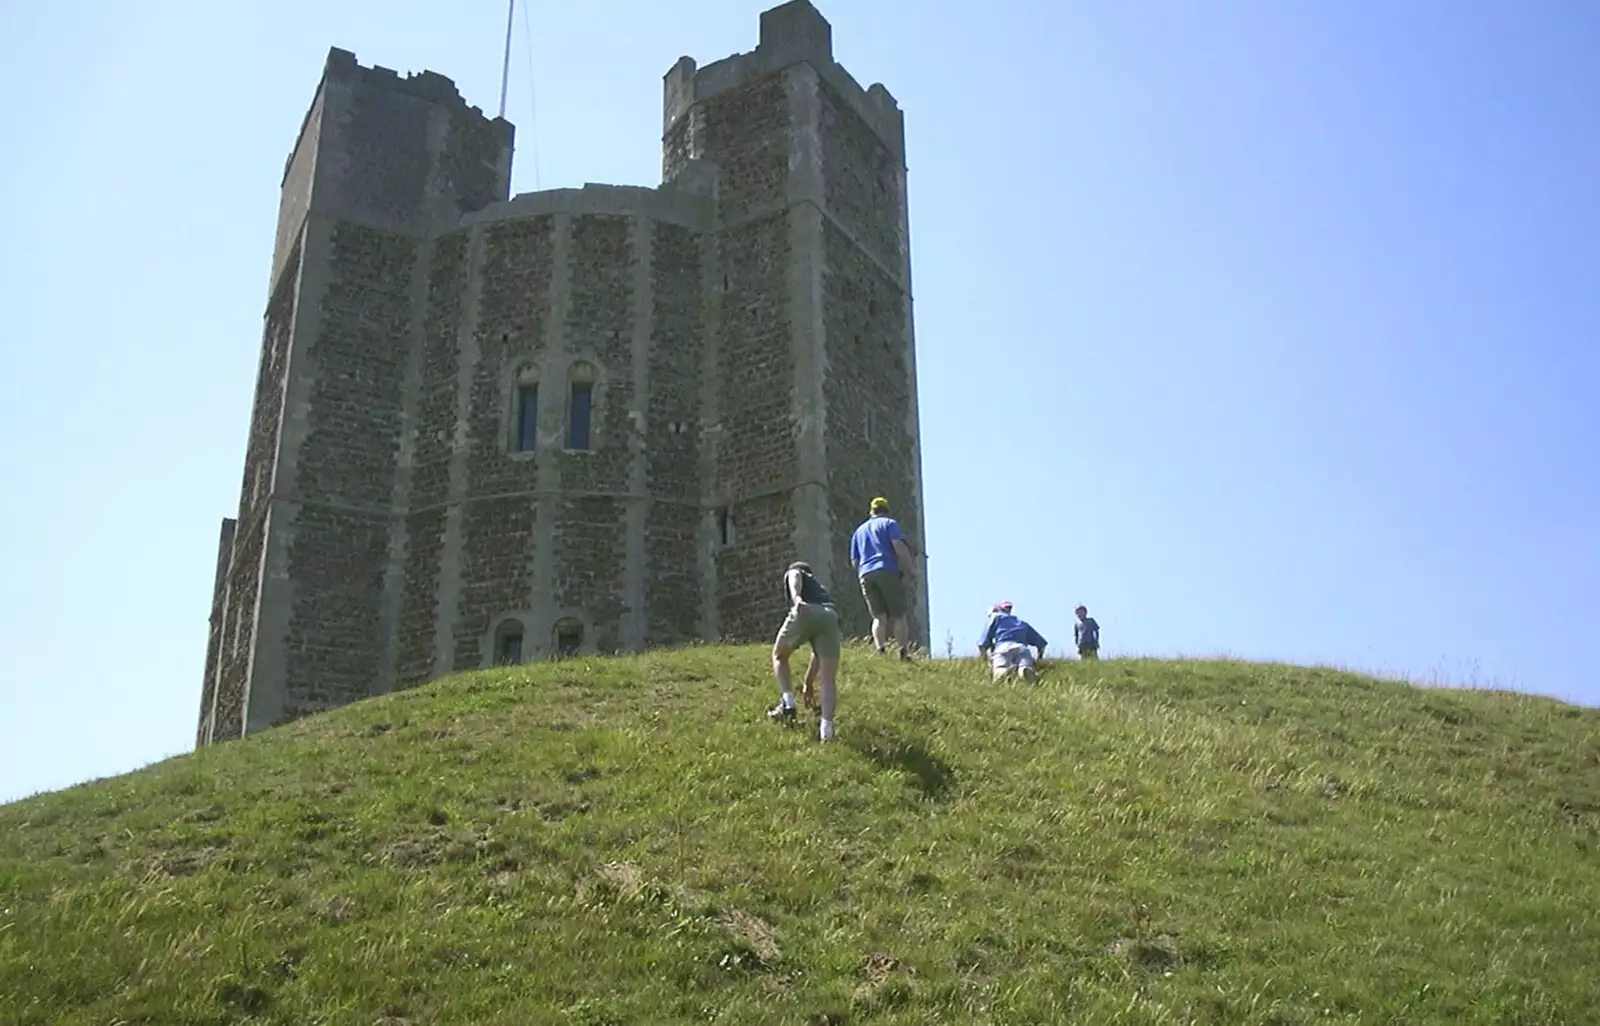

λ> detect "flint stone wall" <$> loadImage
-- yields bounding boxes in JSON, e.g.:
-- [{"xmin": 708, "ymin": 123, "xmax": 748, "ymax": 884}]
[{"xmin": 199, "ymin": 1, "xmax": 925, "ymax": 743}]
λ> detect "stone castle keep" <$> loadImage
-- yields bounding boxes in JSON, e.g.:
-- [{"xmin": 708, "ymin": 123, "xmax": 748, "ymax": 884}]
[{"xmin": 196, "ymin": 0, "xmax": 927, "ymax": 745}]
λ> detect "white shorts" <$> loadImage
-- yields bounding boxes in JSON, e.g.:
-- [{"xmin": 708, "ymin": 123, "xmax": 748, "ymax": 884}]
[{"xmin": 990, "ymin": 641, "xmax": 1035, "ymax": 673}]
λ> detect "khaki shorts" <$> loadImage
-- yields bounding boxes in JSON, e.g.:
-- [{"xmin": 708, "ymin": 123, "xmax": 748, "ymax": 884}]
[
  {"xmin": 775, "ymin": 603, "xmax": 842, "ymax": 659},
  {"xmin": 990, "ymin": 641, "xmax": 1036, "ymax": 674},
  {"xmin": 859, "ymin": 568, "xmax": 906, "ymax": 619}
]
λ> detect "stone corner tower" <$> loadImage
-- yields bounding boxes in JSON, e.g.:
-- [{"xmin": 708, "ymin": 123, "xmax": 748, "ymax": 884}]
[
  {"xmin": 198, "ymin": 0, "xmax": 926, "ymax": 747},
  {"xmin": 663, "ymin": 0, "xmax": 927, "ymax": 647}
]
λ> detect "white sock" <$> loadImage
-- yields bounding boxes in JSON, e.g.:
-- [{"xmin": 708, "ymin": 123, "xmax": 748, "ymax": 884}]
[
  {"xmin": 780, "ymin": 691, "xmax": 795, "ymax": 708},
  {"xmin": 819, "ymin": 718, "xmax": 833, "ymax": 740}
]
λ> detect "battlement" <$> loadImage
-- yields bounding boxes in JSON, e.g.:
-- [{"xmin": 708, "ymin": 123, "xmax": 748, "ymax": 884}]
[
  {"xmin": 662, "ymin": 0, "xmax": 904, "ymax": 161},
  {"xmin": 323, "ymin": 47, "xmax": 480, "ymax": 110},
  {"xmin": 282, "ymin": 47, "xmax": 510, "ymax": 186}
]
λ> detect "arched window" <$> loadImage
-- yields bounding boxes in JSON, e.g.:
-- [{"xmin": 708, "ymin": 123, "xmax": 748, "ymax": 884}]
[
  {"xmin": 515, "ymin": 384, "xmax": 538, "ymax": 452},
  {"xmin": 509, "ymin": 363, "xmax": 539, "ymax": 454},
  {"xmin": 495, "ymin": 619, "xmax": 525, "ymax": 665},
  {"xmin": 567, "ymin": 361, "xmax": 596, "ymax": 451},
  {"xmin": 553, "ymin": 618, "xmax": 583, "ymax": 658}
]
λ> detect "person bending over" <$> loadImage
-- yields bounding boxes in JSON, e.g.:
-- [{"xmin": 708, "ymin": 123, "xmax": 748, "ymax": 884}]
[
  {"xmin": 768, "ymin": 561, "xmax": 843, "ymax": 741},
  {"xmin": 977, "ymin": 600, "xmax": 1049, "ymax": 682}
]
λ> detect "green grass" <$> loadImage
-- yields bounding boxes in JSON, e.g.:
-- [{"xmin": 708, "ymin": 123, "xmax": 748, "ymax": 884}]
[{"xmin": 3, "ymin": 645, "xmax": 1598, "ymax": 1025}]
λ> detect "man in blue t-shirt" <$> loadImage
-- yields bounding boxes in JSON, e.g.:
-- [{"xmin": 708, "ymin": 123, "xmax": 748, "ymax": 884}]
[
  {"xmin": 1074, "ymin": 605, "xmax": 1101, "ymax": 660},
  {"xmin": 977, "ymin": 601, "xmax": 1049, "ymax": 681},
  {"xmin": 849, "ymin": 496, "xmax": 918, "ymax": 660}
]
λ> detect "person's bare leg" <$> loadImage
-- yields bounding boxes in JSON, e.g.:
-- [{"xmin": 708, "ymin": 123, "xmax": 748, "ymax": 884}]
[
  {"xmin": 772, "ymin": 642, "xmax": 795, "ymax": 705},
  {"xmin": 892, "ymin": 614, "xmax": 910, "ymax": 657},
  {"xmin": 801, "ymin": 650, "xmax": 820, "ymax": 709},
  {"xmin": 817, "ymin": 655, "xmax": 839, "ymax": 739}
]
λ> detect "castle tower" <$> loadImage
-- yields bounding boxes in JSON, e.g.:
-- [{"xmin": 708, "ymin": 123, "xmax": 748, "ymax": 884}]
[
  {"xmin": 664, "ymin": 1, "xmax": 928, "ymax": 645},
  {"xmin": 198, "ymin": 1, "xmax": 925, "ymax": 745},
  {"xmin": 196, "ymin": 52, "xmax": 515, "ymax": 745}
]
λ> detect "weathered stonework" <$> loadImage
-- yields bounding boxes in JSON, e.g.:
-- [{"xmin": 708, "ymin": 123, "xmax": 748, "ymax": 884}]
[
  {"xmin": 819, "ymin": 204, "xmax": 922, "ymax": 635},
  {"xmin": 199, "ymin": 237, "xmax": 300, "ymax": 745},
  {"xmin": 195, "ymin": 517, "xmax": 235, "ymax": 746},
  {"xmin": 199, "ymin": 0, "xmax": 927, "ymax": 744}
]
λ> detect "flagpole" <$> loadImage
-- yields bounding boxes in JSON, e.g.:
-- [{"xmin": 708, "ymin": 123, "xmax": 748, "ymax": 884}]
[{"xmin": 497, "ymin": 0, "xmax": 515, "ymax": 119}]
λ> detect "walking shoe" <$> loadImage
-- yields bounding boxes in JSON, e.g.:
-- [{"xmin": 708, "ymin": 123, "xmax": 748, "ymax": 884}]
[
  {"xmin": 898, "ymin": 647, "xmax": 912, "ymax": 662},
  {"xmin": 767, "ymin": 701, "xmax": 796, "ymax": 722}
]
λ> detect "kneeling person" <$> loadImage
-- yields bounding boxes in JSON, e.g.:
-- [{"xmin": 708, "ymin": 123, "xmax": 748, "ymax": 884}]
[
  {"xmin": 977, "ymin": 601, "xmax": 1049, "ymax": 681},
  {"xmin": 769, "ymin": 561, "xmax": 843, "ymax": 741}
]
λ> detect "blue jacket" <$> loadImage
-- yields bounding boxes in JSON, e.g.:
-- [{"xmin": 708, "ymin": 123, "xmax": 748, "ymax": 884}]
[{"xmin": 978, "ymin": 613, "xmax": 1048, "ymax": 653}]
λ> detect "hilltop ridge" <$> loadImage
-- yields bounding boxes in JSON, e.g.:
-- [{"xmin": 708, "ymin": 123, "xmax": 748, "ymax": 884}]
[{"xmin": 3, "ymin": 646, "xmax": 1598, "ymax": 1024}]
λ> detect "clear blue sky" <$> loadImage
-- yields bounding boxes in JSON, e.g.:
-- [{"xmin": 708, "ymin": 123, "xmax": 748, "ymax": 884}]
[{"xmin": 2, "ymin": 1, "xmax": 1596, "ymax": 803}]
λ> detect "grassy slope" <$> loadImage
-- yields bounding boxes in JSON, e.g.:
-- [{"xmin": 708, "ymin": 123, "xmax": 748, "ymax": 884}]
[{"xmin": 2, "ymin": 646, "xmax": 1598, "ymax": 1026}]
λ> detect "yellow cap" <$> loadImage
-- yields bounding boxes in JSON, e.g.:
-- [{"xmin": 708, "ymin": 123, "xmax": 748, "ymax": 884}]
[{"xmin": 869, "ymin": 496, "xmax": 889, "ymax": 513}]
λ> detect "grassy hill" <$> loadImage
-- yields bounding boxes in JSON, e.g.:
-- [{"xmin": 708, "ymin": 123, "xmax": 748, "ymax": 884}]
[{"xmin": 2, "ymin": 646, "xmax": 1597, "ymax": 1025}]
